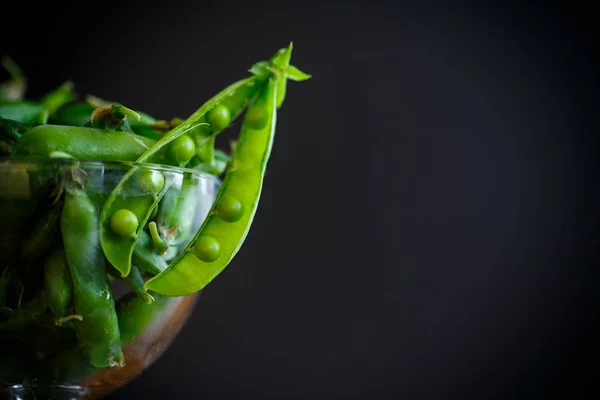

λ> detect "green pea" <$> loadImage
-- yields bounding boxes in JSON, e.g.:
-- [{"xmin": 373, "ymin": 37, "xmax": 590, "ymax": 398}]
[
  {"xmin": 136, "ymin": 169, "xmax": 165, "ymax": 194},
  {"xmin": 110, "ymin": 209, "xmax": 138, "ymax": 237},
  {"xmin": 207, "ymin": 104, "xmax": 231, "ymax": 132},
  {"xmin": 194, "ymin": 236, "xmax": 221, "ymax": 262},
  {"xmin": 170, "ymin": 134, "xmax": 196, "ymax": 165},
  {"xmin": 244, "ymin": 106, "xmax": 268, "ymax": 130},
  {"xmin": 216, "ymin": 194, "xmax": 244, "ymax": 222}
]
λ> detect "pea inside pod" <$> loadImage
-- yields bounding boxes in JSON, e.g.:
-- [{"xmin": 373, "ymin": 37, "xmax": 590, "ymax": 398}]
[
  {"xmin": 145, "ymin": 75, "xmax": 278, "ymax": 295},
  {"xmin": 144, "ymin": 42, "xmax": 311, "ymax": 296},
  {"xmin": 99, "ymin": 74, "xmax": 268, "ymax": 277}
]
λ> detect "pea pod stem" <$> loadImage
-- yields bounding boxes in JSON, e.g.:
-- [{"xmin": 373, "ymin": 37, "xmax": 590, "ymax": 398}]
[
  {"xmin": 148, "ymin": 221, "xmax": 169, "ymax": 254},
  {"xmin": 56, "ymin": 314, "xmax": 83, "ymax": 326},
  {"xmin": 132, "ymin": 229, "xmax": 169, "ymax": 276}
]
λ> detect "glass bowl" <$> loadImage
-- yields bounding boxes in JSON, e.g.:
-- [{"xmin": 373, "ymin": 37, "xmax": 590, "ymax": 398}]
[{"xmin": 0, "ymin": 157, "xmax": 219, "ymax": 399}]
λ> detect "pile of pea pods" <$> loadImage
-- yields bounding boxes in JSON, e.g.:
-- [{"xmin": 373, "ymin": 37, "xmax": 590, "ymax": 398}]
[{"xmin": 0, "ymin": 44, "xmax": 309, "ymax": 382}]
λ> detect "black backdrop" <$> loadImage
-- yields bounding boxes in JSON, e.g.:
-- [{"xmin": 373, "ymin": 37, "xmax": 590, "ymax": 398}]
[{"xmin": 2, "ymin": 1, "xmax": 600, "ymax": 399}]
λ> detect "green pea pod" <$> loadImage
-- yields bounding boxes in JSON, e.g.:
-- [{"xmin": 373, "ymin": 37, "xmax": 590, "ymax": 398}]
[
  {"xmin": 190, "ymin": 149, "xmax": 231, "ymax": 177},
  {"xmin": 48, "ymin": 102, "xmax": 94, "ymax": 126},
  {"xmin": 40, "ymin": 81, "xmax": 77, "ymax": 116},
  {"xmin": 156, "ymin": 173, "xmax": 199, "ymax": 246},
  {"xmin": 50, "ymin": 101, "xmax": 161, "ymax": 140},
  {"xmin": 130, "ymin": 123, "xmax": 160, "ymax": 140},
  {"xmin": 123, "ymin": 265, "xmax": 155, "ymax": 304},
  {"xmin": 193, "ymin": 132, "xmax": 215, "ymax": 164},
  {"xmin": 144, "ymin": 45, "xmax": 311, "ymax": 296},
  {"xmin": 11, "ymin": 125, "xmax": 165, "ymax": 162},
  {"xmin": 100, "ymin": 74, "xmax": 267, "ymax": 277},
  {"xmin": 60, "ymin": 184, "xmax": 124, "ymax": 368},
  {"xmin": 99, "ymin": 170, "xmax": 174, "ymax": 278},
  {"xmin": 0, "ymin": 80, "xmax": 76, "ymax": 128},
  {"xmin": 43, "ymin": 249, "xmax": 73, "ymax": 320},
  {"xmin": 20, "ymin": 200, "xmax": 62, "ymax": 260},
  {"xmin": 0, "ymin": 100, "xmax": 44, "ymax": 124},
  {"xmin": 144, "ymin": 75, "xmax": 279, "ymax": 296},
  {"xmin": 132, "ymin": 230, "xmax": 168, "ymax": 276},
  {"xmin": 106, "ymin": 263, "xmax": 154, "ymax": 304},
  {"xmin": 40, "ymin": 291, "xmax": 177, "ymax": 384}
]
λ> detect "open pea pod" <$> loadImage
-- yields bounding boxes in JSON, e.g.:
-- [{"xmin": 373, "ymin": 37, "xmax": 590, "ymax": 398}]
[
  {"xmin": 144, "ymin": 75, "xmax": 278, "ymax": 295},
  {"xmin": 99, "ymin": 74, "xmax": 267, "ymax": 277},
  {"xmin": 144, "ymin": 43, "xmax": 310, "ymax": 296},
  {"xmin": 98, "ymin": 169, "xmax": 174, "ymax": 278}
]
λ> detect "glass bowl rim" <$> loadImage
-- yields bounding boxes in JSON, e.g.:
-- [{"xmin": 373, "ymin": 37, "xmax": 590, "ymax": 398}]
[{"xmin": 0, "ymin": 156, "xmax": 222, "ymax": 183}]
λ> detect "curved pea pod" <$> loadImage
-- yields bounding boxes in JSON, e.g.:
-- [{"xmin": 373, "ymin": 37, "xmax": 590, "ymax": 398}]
[
  {"xmin": 60, "ymin": 185, "xmax": 124, "ymax": 368},
  {"xmin": 99, "ymin": 75, "xmax": 267, "ymax": 278},
  {"xmin": 145, "ymin": 44, "xmax": 310, "ymax": 296},
  {"xmin": 43, "ymin": 249, "xmax": 73, "ymax": 320},
  {"xmin": 132, "ymin": 230, "xmax": 168, "ymax": 276},
  {"xmin": 99, "ymin": 169, "xmax": 174, "ymax": 278},
  {"xmin": 40, "ymin": 81, "xmax": 77, "ymax": 116},
  {"xmin": 11, "ymin": 124, "xmax": 165, "ymax": 162},
  {"xmin": 144, "ymin": 77, "xmax": 278, "ymax": 296}
]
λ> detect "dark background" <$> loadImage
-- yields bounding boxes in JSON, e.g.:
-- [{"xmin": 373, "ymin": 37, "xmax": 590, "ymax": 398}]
[{"xmin": 2, "ymin": 1, "xmax": 600, "ymax": 398}]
